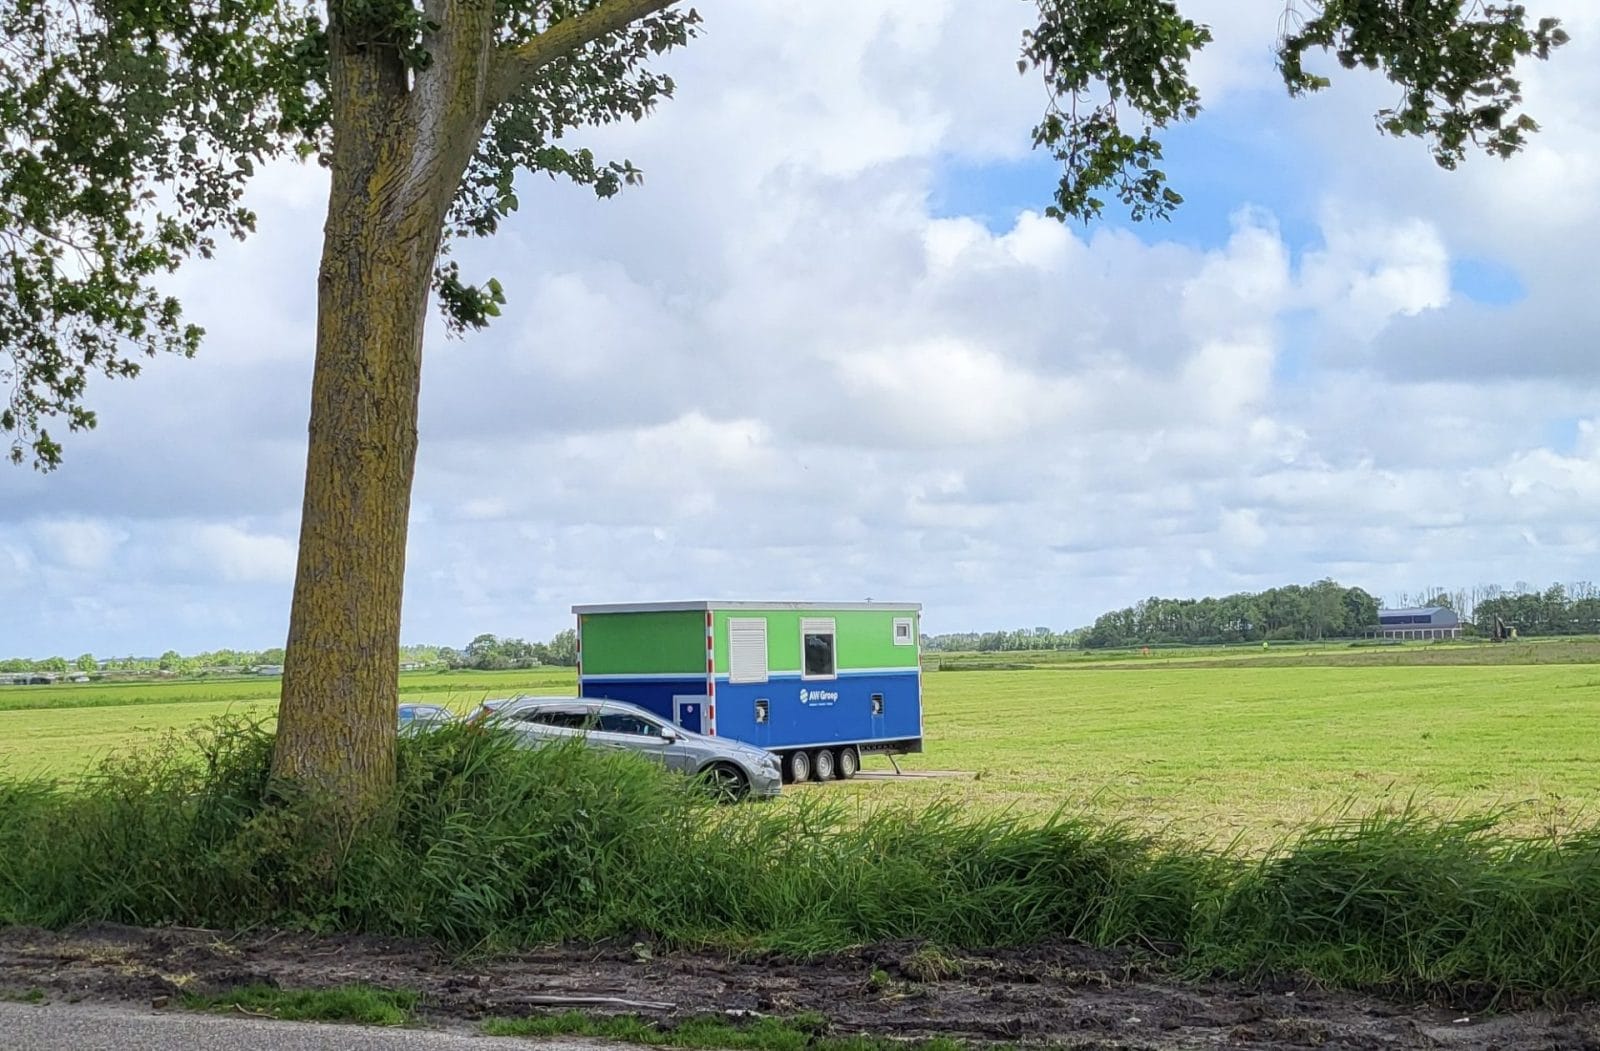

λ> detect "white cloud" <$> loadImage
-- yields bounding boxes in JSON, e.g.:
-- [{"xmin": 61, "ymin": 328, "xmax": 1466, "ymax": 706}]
[
  {"xmin": 31, "ymin": 518, "xmax": 126, "ymax": 572},
  {"xmin": 4, "ymin": 0, "xmax": 1599, "ymax": 655},
  {"xmin": 1218, "ymin": 508, "xmax": 1268, "ymax": 551},
  {"xmin": 184, "ymin": 524, "xmax": 299, "ymax": 584},
  {"xmin": 832, "ymin": 336, "xmax": 1084, "ymax": 447},
  {"xmin": 1299, "ymin": 211, "xmax": 1452, "ymax": 341}
]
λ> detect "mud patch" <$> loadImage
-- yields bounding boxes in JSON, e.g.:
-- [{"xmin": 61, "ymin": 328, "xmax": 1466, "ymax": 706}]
[{"xmin": 1, "ymin": 925, "xmax": 1598, "ymax": 1049}]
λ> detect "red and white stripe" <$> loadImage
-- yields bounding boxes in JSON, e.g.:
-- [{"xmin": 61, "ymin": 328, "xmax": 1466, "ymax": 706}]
[{"xmin": 704, "ymin": 610, "xmax": 716, "ymax": 735}]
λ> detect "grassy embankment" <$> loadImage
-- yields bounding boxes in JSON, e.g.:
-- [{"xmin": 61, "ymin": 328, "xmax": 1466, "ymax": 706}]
[{"xmin": 3, "ymin": 720, "xmax": 1599, "ymax": 1007}]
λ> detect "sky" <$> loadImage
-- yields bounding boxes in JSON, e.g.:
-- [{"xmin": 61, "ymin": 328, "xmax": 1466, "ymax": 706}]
[{"xmin": 4, "ymin": 1, "xmax": 1599, "ymax": 657}]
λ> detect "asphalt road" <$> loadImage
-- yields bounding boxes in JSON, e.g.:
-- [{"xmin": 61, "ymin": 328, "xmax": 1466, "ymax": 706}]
[{"xmin": 0, "ymin": 1000, "xmax": 595, "ymax": 1050}]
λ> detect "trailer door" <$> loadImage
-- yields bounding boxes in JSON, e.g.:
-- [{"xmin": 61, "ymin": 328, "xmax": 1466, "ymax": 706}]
[{"xmin": 672, "ymin": 695, "xmax": 706, "ymax": 735}]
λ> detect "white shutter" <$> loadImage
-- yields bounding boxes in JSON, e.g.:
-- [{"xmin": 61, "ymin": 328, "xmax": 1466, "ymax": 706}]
[{"xmin": 728, "ymin": 618, "xmax": 769, "ymax": 684}]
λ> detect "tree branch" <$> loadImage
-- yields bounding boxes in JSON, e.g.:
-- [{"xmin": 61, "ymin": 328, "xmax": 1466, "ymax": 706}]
[{"xmin": 493, "ymin": 0, "xmax": 679, "ymax": 101}]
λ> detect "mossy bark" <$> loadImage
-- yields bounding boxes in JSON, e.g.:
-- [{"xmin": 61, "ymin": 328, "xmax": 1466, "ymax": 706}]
[
  {"xmin": 271, "ymin": 0, "xmax": 678, "ymax": 819},
  {"xmin": 271, "ymin": 11, "xmax": 487, "ymax": 815}
]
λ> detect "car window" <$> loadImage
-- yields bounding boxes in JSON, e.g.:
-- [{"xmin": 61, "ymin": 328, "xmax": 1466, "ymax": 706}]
[
  {"xmin": 596, "ymin": 709, "xmax": 662, "ymax": 737},
  {"xmin": 514, "ymin": 706, "xmax": 596, "ymax": 729}
]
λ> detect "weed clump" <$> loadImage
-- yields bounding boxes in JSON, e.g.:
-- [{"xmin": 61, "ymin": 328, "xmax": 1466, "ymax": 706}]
[{"xmin": 1195, "ymin": 811, "xmax": 1600, "ymax": 1005}]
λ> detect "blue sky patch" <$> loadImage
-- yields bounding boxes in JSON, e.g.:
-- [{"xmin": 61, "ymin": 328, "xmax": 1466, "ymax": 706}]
[
  {"xmin": 1450, "ymin": 258, "xmax": 1526, "ymax": 306},
  {"xmin": 931, "ymin": 100, "xmax": 1327, "ymax": 256}
]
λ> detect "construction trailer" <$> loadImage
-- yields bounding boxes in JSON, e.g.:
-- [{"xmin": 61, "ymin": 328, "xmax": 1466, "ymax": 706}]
[{"xmin": 573, "ymin": 600, "xmax": 924, "ymax": 783}]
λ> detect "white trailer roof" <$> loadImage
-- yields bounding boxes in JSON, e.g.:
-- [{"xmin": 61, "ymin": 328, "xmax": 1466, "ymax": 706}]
[{"xmin": 572, "ymin": 600, "xmax": 922, "ymax": 614}]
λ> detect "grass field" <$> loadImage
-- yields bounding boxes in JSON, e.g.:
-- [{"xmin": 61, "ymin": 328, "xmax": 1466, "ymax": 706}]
[
  {"xmin": 0, "ymin": 669, "xmax": 572, "ymax": 777},
  {"xmin": 2, "ymin": 642, "xmax": 1596, "ymax": 842}
]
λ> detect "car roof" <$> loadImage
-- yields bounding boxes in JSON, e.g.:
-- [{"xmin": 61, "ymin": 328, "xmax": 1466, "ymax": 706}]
[
  {"xmin": 491, "ymin": 694, "xmax": 583, "ymax": 713},
  {"xmin": 496, "ymin": 695, "xmax": 662, "ymax": 719},
  {"xmin": 478, "ymin": 693, "xmax": 559, "ymax": 706}
]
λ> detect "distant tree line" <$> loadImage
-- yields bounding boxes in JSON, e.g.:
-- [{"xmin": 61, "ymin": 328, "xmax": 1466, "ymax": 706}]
[
  {"xmin": 1077, "ymin": 579, "xmax": 1380, "ymax": 648},
  {"xmin": 2, "ymin": 631, "xmax": 579, "ymax": 675},
  {"xmin": 0, "ymin": 647, "xmax": 291, "ymax": 676},
  {"xmin": 12, "ymin": 581, "xmax": 1599, "ymax": 671},
  {"xmin": 923, "ymin": 579, "xmax": 1380, "ymax": 651},
  {"xmin": 922, "ymin": 627, "xmax": 1084, "ymax": 653},
  {"xmin": 920, "ymin": 578, "xmax": 1600, "ymax": 654},
  {"xmin": 438, "ymin": 631, "xmax": 577, "ymax": 670},
  {"xmin": 1471, "ymin": 583, "xmax": 1600, "ymax": 636}
]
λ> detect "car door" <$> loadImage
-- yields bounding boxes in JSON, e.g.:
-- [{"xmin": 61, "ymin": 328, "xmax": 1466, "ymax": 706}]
[{"xmin": 592, "ymin": 705, "xmax": 685, "ymax": 770}]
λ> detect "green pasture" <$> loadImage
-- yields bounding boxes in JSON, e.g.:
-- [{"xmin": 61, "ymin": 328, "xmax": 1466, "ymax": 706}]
[
  {"xmin": 0, "ymin": 669, "xmax": 569, "ymax": 778},
  {"xmin": 2, "ymin": 645, "xmax": 1596, "ymax": 842}
]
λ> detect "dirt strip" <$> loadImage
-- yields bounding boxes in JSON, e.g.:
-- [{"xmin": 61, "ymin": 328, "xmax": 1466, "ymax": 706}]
[{"xmin": 1, "ymin": 925, "xmax": 1597, "ymax": 1050}]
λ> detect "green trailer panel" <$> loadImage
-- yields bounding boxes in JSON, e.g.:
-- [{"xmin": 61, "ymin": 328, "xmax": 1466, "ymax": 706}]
[
  {"xmin": 579, "ymin": 610, "xmax": 705, "ymax": 675},
  {"xmin": 712, "ymin": 608, "xmax": 919, "ymax": 674}
]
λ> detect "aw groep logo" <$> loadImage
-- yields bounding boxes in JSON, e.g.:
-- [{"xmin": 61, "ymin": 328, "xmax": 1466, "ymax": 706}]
[{"xmin": 799, "ymin": 687, "xmax": 840, "ymax": 705}]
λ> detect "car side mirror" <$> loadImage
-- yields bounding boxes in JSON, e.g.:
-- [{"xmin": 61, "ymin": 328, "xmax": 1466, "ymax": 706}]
[{"xmin": 661, "ymin": 728, "xmax": 680, "ymax": 742}]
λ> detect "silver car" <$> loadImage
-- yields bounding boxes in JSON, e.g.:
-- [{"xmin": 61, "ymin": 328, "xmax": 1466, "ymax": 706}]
[
  {"xmin": 397, "ymin": 703, "xmax": 455, "ymax": 735},
  {"xmin": 485, "ymin": 695, "xmax": 782, "ymax": 800}
]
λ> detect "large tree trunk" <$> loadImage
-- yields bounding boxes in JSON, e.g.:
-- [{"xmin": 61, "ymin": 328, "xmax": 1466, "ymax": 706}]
[
  {"xmin": 271, "ymin": 26, "xmax": 460, "ymax": 814},
  {"xmin": 270, "ymin": 0, "xmax": 669, "ymax": 818},
  {"xmin": 272, "ymin": 206, "xmax": 436, "ymax": 809}
]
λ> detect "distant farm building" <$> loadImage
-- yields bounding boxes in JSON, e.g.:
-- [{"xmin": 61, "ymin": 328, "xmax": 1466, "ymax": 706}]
[
  {"xmin": 1369, "ymin": 607, "xmax": 1462, "ymax": 640},
  {"xmin": 255, "ymin": 664, "xmax": 285, "ymax": 676}
]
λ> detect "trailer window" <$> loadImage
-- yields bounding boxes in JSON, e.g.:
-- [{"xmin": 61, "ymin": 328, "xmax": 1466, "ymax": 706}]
[
  {"xmin": 893, "ymin": 618, "xmax": 914, "ymax": 646},
  {"xmin": 801, "ymin": 618, "xmax": 836, "ymax": 679}
]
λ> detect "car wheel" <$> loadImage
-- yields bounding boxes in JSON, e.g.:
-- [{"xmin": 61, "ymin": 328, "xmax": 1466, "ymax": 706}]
[
  {"xmin": 702, "ymin": 762, "xmax": 749, "ymax": 803},
  {"xmin": 786, "ymin": 749, "xmax": 811, "ymax": 784},
  {"xmin": 836, "ymin": 746, "xmax": 859, "ymax": 780},
  {"xmin": 811, "ymin": 748, "xmax": 835, "ymax": 782}
]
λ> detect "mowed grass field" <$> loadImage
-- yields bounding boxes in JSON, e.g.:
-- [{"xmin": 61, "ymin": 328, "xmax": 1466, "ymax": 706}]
[{"xmin": 3, "ymin": 642, "xmax": 1597, "ymax": 843}]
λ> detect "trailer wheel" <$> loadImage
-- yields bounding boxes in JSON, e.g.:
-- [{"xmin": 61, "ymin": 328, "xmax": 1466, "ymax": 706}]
[
  {"xmin": 811, "ymin": 748, "xmax": 835, "ymax": 782},
  {"xmin": 836, "ymin": 747, "xmax": 859, "ymax": 780},
  {"xmin": 786, "ymin": 749, "xmax": 811, "ymax": 784}
]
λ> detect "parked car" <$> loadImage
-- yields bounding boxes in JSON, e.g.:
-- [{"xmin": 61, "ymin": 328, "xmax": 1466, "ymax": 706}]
[
  {"xmin": 397, "ymin": 703, "xmax": 455, "ymax": 735},
  {"xmin": 463, "ymin": 696, "xmax": 517, "ymax": 726},
  {"xmin": 483, "ymin": 695, "xmax": 782, "ymax": 800}
]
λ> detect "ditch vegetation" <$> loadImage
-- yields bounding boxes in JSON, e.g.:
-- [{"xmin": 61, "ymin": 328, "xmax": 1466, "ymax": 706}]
[{"xmin": 2, "ymin": 719, "xmax": 1599, "ymax": 1012}]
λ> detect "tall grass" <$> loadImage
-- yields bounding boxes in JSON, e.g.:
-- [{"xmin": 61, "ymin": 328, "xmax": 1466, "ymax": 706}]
[{"xmin": 2, "ymin": 718, "xmax": 1597, "ymax": 1006}]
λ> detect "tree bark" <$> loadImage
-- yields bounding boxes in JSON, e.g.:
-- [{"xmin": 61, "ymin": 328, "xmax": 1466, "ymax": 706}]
[
  {"xmin": 272, "ymin": 22, "xmax": 462, "ymax": 814},
  {"xmin": 271, "ymin": 0, "xmax": 678, "ymax": 818}
]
